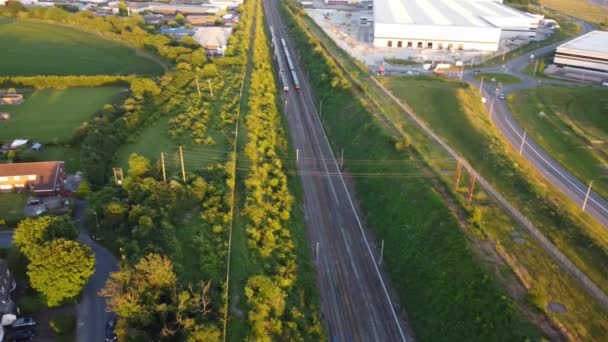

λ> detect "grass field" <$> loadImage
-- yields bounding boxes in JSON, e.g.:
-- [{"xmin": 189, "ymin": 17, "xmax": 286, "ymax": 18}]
[
  {"xmin": 0, "ymin": 18, "xmax": 163, "ymax": 76},
  {"xmin": 0, "ymin": 87, "xmax": 122, "ymax": 143},
  {"xmin": 0, "ymin": 193, "xmax": 27, "ymax": 222},
  {"xmin": 539, "ymin": 0, "xmax": 608, "ymax": 25},
  {"xmin": 508, "ymin": 86, "xmax": 608, "ymax": 199},
  {"xmin": 474, "ymin": 73, "xmax": 521, "ymax": 84}
]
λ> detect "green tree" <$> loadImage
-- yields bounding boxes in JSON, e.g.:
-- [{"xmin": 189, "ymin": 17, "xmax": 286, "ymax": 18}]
[
  {"xmin": 175, "ymin": 13, "xmax": 185, "ymax": 25},
  {"xmin": 245, "ymin": 275, "xmax": 286, "ymax": 339},
  {"xmin": 199, "ymin": 63, "xmax": 219, "ymax": 79},
  {"xmin": 76, "ymin": 180, "xmax": 91, "ymax": 198},
  {"xmin": 130, "ymin": 78, "xmax": 161, "ymax": 99},
  {"xmin": 14, "ymin": 216, "xmax": 55, "ymax": 258},
  {"xmin": 44, "ymin": 215, "xmax": 78, "ymax": 241},
  {"xmin": 28, "ymin": 239, "xmax": 95, "ymax": 307},
  {"xmin": 128, "ymin": 153, "xmax": 151, "ymax": 178}
]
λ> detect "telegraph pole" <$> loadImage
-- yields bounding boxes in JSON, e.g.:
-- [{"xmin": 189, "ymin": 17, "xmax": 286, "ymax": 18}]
[
  {"xmin": 455, "ymin": 159, "xmax": 463, "ymax": 189},
  {"xmin": 296, "ymin": 148, "xmax": 299, "ymax": 162},
  {"xmin": 160, "ymin": 152, "xmax": 167, "ymax": 184},
  {"xmin": 195, "ymin": 76, "xmax": 201, "ymax": 96},
  {"xmin": 340, "ymin": 148, "xmax": 344, "ymax": 169},
  {"xmin": 582, "ymin": 181, "xmax": 594, "ymax": 212},
  {"xmin": 319, "ymin": 99, "xmax": 323, "ymax": 116},
  {"xmin": 179, "ymin": 146, "xmax": 186, "ymax": 184},
  {"xmin": 467, "ymin": 173, "xmax": 477, "ymax": 206},
  {"xmin": 378, "ymin": 239, "xmax": 384, "ymax": 266},
  {"xmin": 489, "ymin": 98, "xmax": 495, "ymax": 121},
  {"xmin": 208, "ymin": 79, "xmax": 214, "ymax": 97},
  {"xmin": 479, "ymin": 76, "xmax": 484, "ymax": 95},
  {"xmin": 315, "ymin": 242, "xmax": 319, "ymax": 264},
  {"xmin": 519, "ymin": 130, "xmax": 527, "ymax": 155}
]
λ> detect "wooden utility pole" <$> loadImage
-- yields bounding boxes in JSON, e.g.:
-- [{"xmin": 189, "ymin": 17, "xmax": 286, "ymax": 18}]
[
  {"xmin": 296, "ymin": 148, "xmax": 299, "ymax": 162},
  {"xmin": 455, "ymin": 159, "xmax": 463, "ymax": 190},
  {"xmin": 179, "ymin": 146, "xmax": 186, "ymax": 184},
  {"xmin": 340, "ymin": 148, "xmax": 344, "ymax": 169},
  {"xmin": 208, "ymin": 79, "xmax": 214, "ymax": 97},
  {"xmin": 195, "ymin": 76, "xmax": 201, "ymax": 96},
  {"xmin": 467, "ymin": 173, "xmax": 477, "ymax": 206},
  {"xmin": 582, "ymin": 180, "xmax": 594, "ymax": 212},
  {"xmin": 479, "ymin": 76, "xmax": 484, "ymax": 95},
  {"xmin": 112, "ymin": 167, "xmax": 124, "ymax": 185},
  {"xmin": 160, "ymin": 152, "xmax": 167, "ymax": 184}
]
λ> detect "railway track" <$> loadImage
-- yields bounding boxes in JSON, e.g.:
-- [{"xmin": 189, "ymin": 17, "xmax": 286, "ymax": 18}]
[{"xmin": 262, "ymin": 0, "xmax": 411, "ymax": 340}]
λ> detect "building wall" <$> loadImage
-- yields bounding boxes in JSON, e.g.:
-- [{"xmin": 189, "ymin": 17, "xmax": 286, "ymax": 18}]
[
  {"xmin": 374, "ymin": 23, "xmax": 500, "ymax": 52},
  {"xmin": 554, "ymin": 55, "xmax": 608, "ymax": 73}
]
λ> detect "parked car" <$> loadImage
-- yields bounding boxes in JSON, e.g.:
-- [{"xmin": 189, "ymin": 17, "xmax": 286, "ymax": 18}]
[
  {"xmin": 26, "ymin": 197, "xmax": 41, "ymax": 206},
  {"xmin": 602, "ymin": 82, "xmax": 608, "ymax": 87},
  {"xmin": 106, "ymin": 320, "xmax": 117, "ymax": 342},
  {"xmin": 498, "ymin": 93, "xmax": 506, "ymax": 100},
  {"xmin": 6, "ymin": 328, "xmax": 36, "ymax": 341},
  {"xmin": 11, "ymin": 317, "xmax": 36, "ymax": 329}
]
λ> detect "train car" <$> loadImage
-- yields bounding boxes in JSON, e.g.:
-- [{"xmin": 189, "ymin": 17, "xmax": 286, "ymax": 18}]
[
  {"xmin": 282, "ymin": 45, "xmax": 301, "ymax": 89},
  {"xmin": 280, "ymin": 70, "xmax": 290, "ymax": 92}
]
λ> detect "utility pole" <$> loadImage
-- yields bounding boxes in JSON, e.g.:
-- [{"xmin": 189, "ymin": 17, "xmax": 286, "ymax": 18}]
[
  {"xmin": 533, "ymin": 59, "xmax": 539, "ymax": 77},
  {"xmin": 112, "ymin": 167, "xmax": 124, "ymax": 185},
  {"xmin": 455, "ymin": 159, "xmax": 463, "ymax": 189},
  {"xmin": 519, "ymin": 130, "xmax": 527, "ymax": 155},
  {"xmin": 489, "ymin": 98, "xmax": 495, "ymax": 121},
  {"xmin": 378, "ymin": 239, "xmax": 384, "ymax": 266},
  {"xmin": 315, "ymin": 242, "xmax": 319, "ymax": 264},
  {"xmin": 208, "ymin": 79, "xmax": 214, "ymax": 97},
  {"xmin": 479, "ymin": 76, "xmax": 484, "ymax": 95},
  {"xmin": 582, "ymin": 180, "xmax": 594, "ymax": 212},
  {"xmin": 179, "ymin": 145, "xmax": 186, "ymax": 184},
  {"xmin": 296, "ymin": 148, "xmax": 299, "ymax": 162},
  {"xmin": 195, "ymin": 76, "xmax": 201, "ymax": 96},
  {"xmin": 160, "ymin": 152, "xmax": 167, "ymax": 184},
  {"xmin": 340, "ymin": 148, "xmax": 344, "ymax": 169},
  {"xmin": 467, "ymin": 173, "xmax": 477, "ymax": 206},
  {"xmin": 319, "ymin": 99, "xmax": 323, "ymax": 116}
]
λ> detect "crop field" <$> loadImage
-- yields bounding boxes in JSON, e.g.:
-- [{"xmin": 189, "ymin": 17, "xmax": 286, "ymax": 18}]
[
  {"xmin": 0, "ymin": 18, "xmax": 163, "ymax": 76},
  {"xmin": 0, "ymin": 87, "xmax": 122, "ymax": 142},
  {"xmin": 509, "ymin": 86, "xmax": 608, "ymax": 199},
  {"xmin": 538, "ymin": 0, "xmax": 608, "ymax": 25}
]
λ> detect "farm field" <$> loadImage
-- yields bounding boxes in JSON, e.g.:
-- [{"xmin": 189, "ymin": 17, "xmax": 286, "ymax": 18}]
[
  {"xmin": 0, "ymin": 87, "xmax": 122, "ymax": 142},
  {"xmin": 538, "ymin": 0, "xmax": 608, "ymax": 25},
  {"xmin": 508, "ymin": 86, "xmax": 608, "ymax": 199},
  {"xmin": 0, "ymin": 18, "xmax": 163, "ymax": 76}
]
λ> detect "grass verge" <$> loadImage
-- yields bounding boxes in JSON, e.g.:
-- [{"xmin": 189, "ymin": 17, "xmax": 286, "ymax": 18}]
[
  {"xmin": 474, "ymin": 72, "xmax": 521, "ymax": 84},
  {"xmin": 508, "ymin": 85, "xmax": 608, "ymax": 199}
]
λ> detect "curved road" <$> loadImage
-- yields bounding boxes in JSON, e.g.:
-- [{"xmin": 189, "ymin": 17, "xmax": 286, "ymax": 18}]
[
  {"xmin": 0, "ymin": 201, "xmax": 118, "ymax": 342},
  {"xmin": 462, "ymin": 18, "xmax": 608, "ymax": 228}
]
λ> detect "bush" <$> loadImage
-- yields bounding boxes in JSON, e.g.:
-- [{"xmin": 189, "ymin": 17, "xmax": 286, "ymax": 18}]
[
  {"xmin": 16, "ymin": 293, "xmax": 47, "ymax": 314},
  {"xmin": 50, "ymin": 314, "xmax": 76, "ymax": 335}
]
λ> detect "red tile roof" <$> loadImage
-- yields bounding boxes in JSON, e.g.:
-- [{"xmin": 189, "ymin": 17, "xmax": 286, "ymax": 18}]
[{"xmin": 0, "ymin": 161, "xmax": 64, "ymax": 192}]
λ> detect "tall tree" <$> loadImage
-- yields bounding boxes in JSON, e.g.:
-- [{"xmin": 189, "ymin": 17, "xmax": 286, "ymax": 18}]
[
  {"xmin": 27, "ymin": 239, "xmax": 95, "ymax": 307},
  {"xmin": 14, "ymin": 215, "xmax": 77, "ymax": 259}
]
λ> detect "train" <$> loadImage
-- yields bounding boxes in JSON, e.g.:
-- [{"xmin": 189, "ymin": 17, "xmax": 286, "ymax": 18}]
[
  {"xmin": 280, "ymin": 38, "xmax": 301, "ymax": 90},
  {"xmin": 270, "ymin": 26, "xmax": 290, "ymax": 92}
]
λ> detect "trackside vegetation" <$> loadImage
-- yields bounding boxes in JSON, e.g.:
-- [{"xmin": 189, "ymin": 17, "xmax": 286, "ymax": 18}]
[{"xmin": 280, "ymin": 1, "xmax": 543, "ymax": 341}]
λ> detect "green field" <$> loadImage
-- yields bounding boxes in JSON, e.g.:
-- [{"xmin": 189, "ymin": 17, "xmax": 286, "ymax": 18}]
[
  {"xmin": 0, "ymin": 193, "xmax": 27, "ymax": 222},
  {"xmin": 509, "ymin": 86, "xmax": 608, "ymax": 199},
  {"xmin": 474, "ymin": 72, "xmax": 521, "ymax": 84},
  {"xmin": 0, "ymin": 18, "xmax": 163, "ymax": 76},
  {"xmin": 0, "ymin": 87, "xmax": 122, "ymax": 143},
  {"xmin": 539, "ymin": 0, "xmax": 608, "ymax": 25}
]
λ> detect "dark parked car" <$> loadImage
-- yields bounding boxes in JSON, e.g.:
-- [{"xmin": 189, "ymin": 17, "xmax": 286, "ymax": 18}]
[
  {"xmin": 6, "ymin": 328, "xmax": 36, "ymax": 341},
  {"xmin": 11, "ymin": 317, "xmax": 36, "ymax": 329},
  {"xmin": 106, "ymin": 320, "xmax": 117, "ymax": 342}
]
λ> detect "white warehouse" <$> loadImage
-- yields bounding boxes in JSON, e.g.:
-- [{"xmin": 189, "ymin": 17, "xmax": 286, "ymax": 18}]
[
  {"xmin": 554, "ymin": 30, "xmax": 608, "ymax": 73},
  {"xmin": 373, "ymin": 0, "xmax": 543, "ymax": 52}
]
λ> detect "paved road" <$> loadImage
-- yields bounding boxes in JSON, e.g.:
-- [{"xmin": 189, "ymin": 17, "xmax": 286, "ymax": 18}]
[
  {"xmin": 462, "ymin": 19, "xmax": 608, "ymax": 228},
  {"xmin": 0, "ymin": 231, "xmax": 13, "ymax": 248},
  {"xmin": 264, "ymin": 0, "xmax": 411, "ymax": 340},
  {"xmin": 74, "ymin": 200, "xmax": 118, "ymax": 342}
]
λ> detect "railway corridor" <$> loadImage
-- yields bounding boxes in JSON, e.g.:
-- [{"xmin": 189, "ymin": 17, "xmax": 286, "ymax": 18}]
[{"xmin": 263, "ymin": 0, "xmax": 411, "ymax": 340}]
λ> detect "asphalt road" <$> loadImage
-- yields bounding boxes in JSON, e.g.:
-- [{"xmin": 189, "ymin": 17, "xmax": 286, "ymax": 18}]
[
  {"xmin": 74, "ymin": 200, "xmax": 118, "ymax": 342},
  {"xmin": 462, "ymin": 19, "xmax": 608, "ymax": 228},
  {"xmin": 264, "ymin": 0, "xmax": 411, "ymax": 340}
]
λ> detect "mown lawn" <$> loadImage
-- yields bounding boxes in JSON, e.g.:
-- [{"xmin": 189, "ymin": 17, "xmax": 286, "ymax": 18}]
[
  {"xmin": 0, "ymin": 87, "xmax": 122, "ymax": 143},
  {"xmin": 474, "ymin": 72, "xmax": 521, "ymax": 84},
  {"xmin": 0, "ymin": 17, "xmax": 163, "ymax": 76},
  {"xmin": 508, "ymin": 86, "xmax": 608, "ymax": 199},
  {"xmin": 0, "ymin": 193, "xmax": 27, "ymax": 222}
]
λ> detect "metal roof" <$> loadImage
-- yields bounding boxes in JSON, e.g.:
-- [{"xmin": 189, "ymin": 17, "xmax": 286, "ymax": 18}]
[
  {"xmin": 374, "ymin": 0, "xmax": 532, "ymax": 28},
  {"xmin": 558, "ymin": 30, "xmax": 608, "ymax": 55}
]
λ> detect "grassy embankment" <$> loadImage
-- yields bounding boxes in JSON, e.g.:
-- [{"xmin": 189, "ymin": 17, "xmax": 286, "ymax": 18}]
[
  {"xmin": 281, "ymin": 1, "xmax": 549, "ymax": 341},
  {"xmin": 0, "ymin": 17, "xmax": 163, "ymax": 76},
  {"xmin": 473, "ymin": 73, "xmax": 521, "ymax": 84},
  {"xmin": 384, "ymin": 76, "xmax": 608, "ymax": 340},
  {"xmin": 282, "ymin": 1, "xmax": 608, "ymax": 340},
  {"xmin": 509, "ymin": 86, "xmax": 608, "ymax": 199},
  {"xmin": 538, "ymin": 0, "xmax": 608, "ymax": 26}
]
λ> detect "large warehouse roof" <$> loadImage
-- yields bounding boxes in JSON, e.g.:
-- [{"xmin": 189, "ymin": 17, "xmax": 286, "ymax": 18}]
[
  {"xmin": 558, "ymin": 30, "xmax": 608, "ymax": 54},
  {"xmin": 374, "ymin": 0, "xmax": 535, "ymax": 28}
]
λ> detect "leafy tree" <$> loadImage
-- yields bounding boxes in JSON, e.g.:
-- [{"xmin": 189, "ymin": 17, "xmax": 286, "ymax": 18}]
[
  {"xmin": 28, "ymin": 239, "xmax": 95, "ymax": 307},
  {"xmin": 14, "ymin": 216, "xmax": 56, "ymax": 258},
  {"xmin": 76, "ymin": 180, "xmax": 91, "ymax": 198},
  {"xmin": 245, "ymin": 275, "xmax": 286, "ymax": 340},
  {"xmin": 44, "ymin": 215, "xmax": 78, "ymax": 241},
  {"xmin": 175, "ymin": 13, "xmax": 185, "ymax": 25},
  {"xmin": 130, "ymin": 78, "xmax": 161, "ymax": 99},
  {"xmin": 199, "ymin": 64, "xmax": 219, "ymax": 79},
  {"xmin": 128, "ymin": 153, "xmax": 151, "ymax": 178}
]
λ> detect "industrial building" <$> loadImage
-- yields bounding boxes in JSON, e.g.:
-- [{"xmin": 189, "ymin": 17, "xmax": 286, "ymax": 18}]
[
  {"xmin": 554, "ymin": 30, "xmax": 608, "ymax": 73},
  {"xmin": 373, "ymin": 0, "xmax": 542, "ymax": 52}
]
